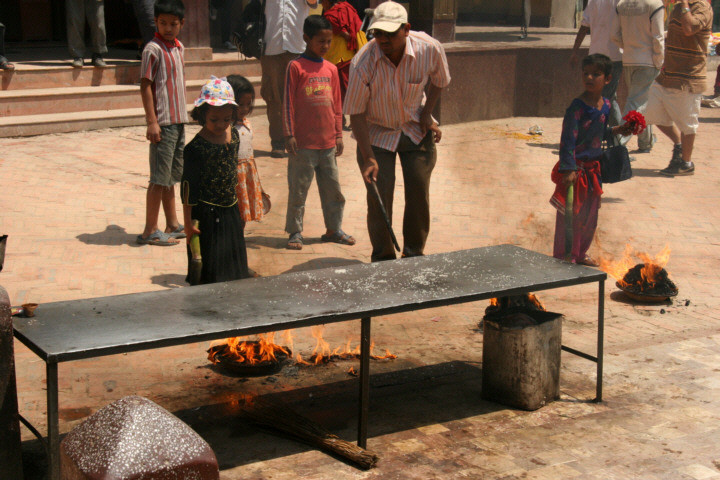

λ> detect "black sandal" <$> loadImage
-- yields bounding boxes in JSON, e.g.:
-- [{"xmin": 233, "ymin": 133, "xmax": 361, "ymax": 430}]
[{"xmin": 0, "ymin": 59, "xmax": 15, "ymax": 70}]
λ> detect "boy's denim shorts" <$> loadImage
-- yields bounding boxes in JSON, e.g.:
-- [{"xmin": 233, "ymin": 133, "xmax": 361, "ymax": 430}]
[{"xmin": 149, "ymin": 124, "xmax": 184, "ymax": 186}]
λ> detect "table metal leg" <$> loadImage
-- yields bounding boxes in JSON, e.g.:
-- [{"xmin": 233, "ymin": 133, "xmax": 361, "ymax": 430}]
[
  {"xmin": 596, "ymin": 279, "xmax": 605, "ymax": 402},
  {"xmin": 358, "ymin": 317, "xmax": 371, "ymax": 448},
  {"xmin": 47, "ymin": 362, "xmax": 60, "ymax": 480}
]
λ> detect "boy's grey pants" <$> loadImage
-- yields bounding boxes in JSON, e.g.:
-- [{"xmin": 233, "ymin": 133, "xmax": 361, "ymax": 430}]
[
  {"xmin": 620, "ymin": 65, "xmax": 660, "ymax": 150},
  {"xmin": 285, "ymin": 147, "xmax": 345, "ymax": 235},
  {"xmin": 66, "ymin": 0, "xmax": 107, "ymax": 57}
]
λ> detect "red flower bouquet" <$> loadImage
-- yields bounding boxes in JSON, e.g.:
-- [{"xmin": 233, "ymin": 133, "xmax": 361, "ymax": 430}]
[{"xmin": 623, "ymin": 110, "xmax": 647, "ymax": 135}]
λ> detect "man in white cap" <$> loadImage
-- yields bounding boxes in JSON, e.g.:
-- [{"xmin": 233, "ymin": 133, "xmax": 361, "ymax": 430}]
[{"xmin": 344, "ymin": 1, "xmax": 451, "ymax": 262}]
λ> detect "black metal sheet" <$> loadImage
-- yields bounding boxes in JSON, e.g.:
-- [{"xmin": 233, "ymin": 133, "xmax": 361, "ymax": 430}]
[{"xmin": 13, "ymin": 245, "xmax": 605, "ymax": 363}]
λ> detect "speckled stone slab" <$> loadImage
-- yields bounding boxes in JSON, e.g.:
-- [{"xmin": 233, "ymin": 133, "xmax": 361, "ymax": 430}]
[{"xmin": 60, "ymin": 396, "xmax": 219, "ymax": 480}]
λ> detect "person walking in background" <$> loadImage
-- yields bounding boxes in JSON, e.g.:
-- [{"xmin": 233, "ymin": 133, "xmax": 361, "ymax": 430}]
[
  {"xmin": 283, "ymin": 15, "xmax": 354, "ymax": 250},
  {"xmin": 611, "ymin": 0, "xmax": 665, "ymax": 153},
  {"xmin": 182, "ymin": 77, "xmax": 250, "ymax": 283},
  {"xmin": 66, "ymin": 0, "xmax": 108, "ymax": 68},
  {"xmin": 701, "ymin": 42, "xmax": 720, "ymax": 108},
  {"xmin": 262, "ymin": 0, "xmax": 318, "ymax": 158},
  {"xmin": 570, "ymin": 0, "xmax": 623, "ymax": 130},
  {"xmin": 322, "ymin": 0, "xmax": 366, "ymax": 129},
  {"xmin": 645, "ymin": 0, "xmax": 712, "ymax": 176},
  {"xmin": 345, "ymin": 1, "xmax": 450, "ymax": 262},
  {"xmin": 131, "ymin": 0, "xmax": 156, "ymax": 57},
  {"xmin": 137, "ymin": 0, "xmax": 188, "ymax": 246},
  {"xmin": 0, "ymin": 23, "xmax": 14, "ymax": 70}
]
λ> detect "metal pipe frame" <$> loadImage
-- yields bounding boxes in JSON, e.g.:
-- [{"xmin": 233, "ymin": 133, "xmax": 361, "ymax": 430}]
[
  {"xmin": 47, "ymin": 362, "xmax": 60, "ymax": 480},
  {"xmin": 559, "ymin": 278, "xmax": 605, "ymax": 402},
  {"xmin": 358, "ymin": 317, "xmax": 371, "ymax": 449}
]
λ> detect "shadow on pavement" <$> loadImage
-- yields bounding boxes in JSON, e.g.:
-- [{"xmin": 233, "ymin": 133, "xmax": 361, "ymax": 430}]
[
  {"xmin": 527, "ymin": 142, "xmax": 559, "ymax": 152},
  {"xmin": 151, "ymin": 273, "xmax": 187, "ymax": 288},
  {"xmin": 282, "ymin": 257, "xmax": 364, "ymax": 274},
  {"xmin": 628, "ymin": 167, "xmax": 663, "ymax": 178},
  {"xmin": 175, "ymin": 361, "xmax": 505, "ymax": 472},
  {"xmin": 76, "ymin": 225, "xmax": 143, "ymax": 247}
]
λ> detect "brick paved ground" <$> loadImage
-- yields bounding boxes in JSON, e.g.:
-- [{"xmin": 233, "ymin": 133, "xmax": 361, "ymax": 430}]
[{"xmin": 2, "ymin": 81, "xmax": 720, "ymax": 479}]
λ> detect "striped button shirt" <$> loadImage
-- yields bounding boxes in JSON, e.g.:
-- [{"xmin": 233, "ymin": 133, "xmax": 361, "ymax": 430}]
[
  {"xmin": 344, "ymin": 31, "xmax": 451, "ymax": 151},
  {"xmin": 141, "ymin": 33, "xmax": 189, "ymax": 126},
  {"xmin": 655, "ymin": 0, "xmax": 713, "ymax": 93}
]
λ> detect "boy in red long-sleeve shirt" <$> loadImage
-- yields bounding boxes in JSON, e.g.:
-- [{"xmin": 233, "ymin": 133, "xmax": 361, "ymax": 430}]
[{"xmin": 283, "ymin": 15, "xmax": 355, "ymax": 250}]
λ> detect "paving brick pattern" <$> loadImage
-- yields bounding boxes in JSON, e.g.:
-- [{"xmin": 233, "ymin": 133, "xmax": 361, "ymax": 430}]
[{"xmin": 2, "ymin": 85, "xmax": 720, "ymax": 479}]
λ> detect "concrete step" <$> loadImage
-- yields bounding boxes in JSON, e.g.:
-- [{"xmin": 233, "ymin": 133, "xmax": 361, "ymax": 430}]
[
  {"xmin": 0, "ymin": 77, "xmax": 262, "ymax": 117},
  {"xmin": 0, "ymin": 100, "xmax": 267, "ymax": 138},
  {"xmin": 0, "ymin": 57, "xmax": 262, "ymax": 90}
]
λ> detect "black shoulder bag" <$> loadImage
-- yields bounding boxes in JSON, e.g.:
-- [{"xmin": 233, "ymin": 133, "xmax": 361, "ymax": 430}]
[
  {"xmin": 600, "ymin": 135, "xmax": 632, "ymax": 184},
  {"xmin": 231, "ymin": 0, "xmax": 266, "ymax": 59}
]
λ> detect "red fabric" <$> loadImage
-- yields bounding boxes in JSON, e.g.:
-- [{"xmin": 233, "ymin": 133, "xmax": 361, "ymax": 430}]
[
  {"xmin": 336, "ymin": 59, "xmax": 350, "ymax": 101},
  {"xmin": 549, "ymin": 159, "xmax": 603, "ymax": 215},
  {"xmin": 324, "ymin": 1, "xmax": 362, "ymax": 51},
  {"xmin": 283, "ymin": 56, "xmax": 343, "ymax": 149}
]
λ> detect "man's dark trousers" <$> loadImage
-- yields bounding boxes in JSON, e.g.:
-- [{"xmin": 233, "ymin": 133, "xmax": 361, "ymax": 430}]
[{"xmin": 360, "ymin": 132, "xmax": 436, "ymax": 262}]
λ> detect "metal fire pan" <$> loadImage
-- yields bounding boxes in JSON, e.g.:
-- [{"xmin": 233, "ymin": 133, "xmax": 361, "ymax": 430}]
[{"xmin": 616, "ymin": 281, "xmax": 678, "ymax": 303}]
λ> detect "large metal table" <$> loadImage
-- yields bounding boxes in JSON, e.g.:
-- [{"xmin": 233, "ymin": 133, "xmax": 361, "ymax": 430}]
[{"xmin": 13, "ymin": 245, "xmax": 606, "ymax": 479}]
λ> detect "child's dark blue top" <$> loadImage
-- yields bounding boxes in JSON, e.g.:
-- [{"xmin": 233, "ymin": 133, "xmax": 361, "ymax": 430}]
[{"xmin": 559, "ymin": 97, "xmax": 611, "ymax": 172}]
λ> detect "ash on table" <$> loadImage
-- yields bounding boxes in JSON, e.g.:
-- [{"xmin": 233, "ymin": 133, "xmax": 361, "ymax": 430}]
[{"xmin": 621, "ymin": 263, "xmax": 678, "ymax": 296}]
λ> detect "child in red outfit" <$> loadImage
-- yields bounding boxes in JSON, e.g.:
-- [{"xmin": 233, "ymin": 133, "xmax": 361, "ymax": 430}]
[
  {"xmin": 551, "ymin": 54, "xmax": 633, "ymax": 266},
  {"xmin": 283, "ymin": 15, "xmax": 355, "ymax": 250}
]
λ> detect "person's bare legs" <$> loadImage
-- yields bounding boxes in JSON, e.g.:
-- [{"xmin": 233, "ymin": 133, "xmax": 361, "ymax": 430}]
[
  {"xmin": 160, "ymin": 185, "xmax": 181, "ymax": 233},
  {"xmin": 679, "ymin": 132, "xmax": 694, "ymax": 163},
  {"xmin": 142, "ymin": 183, "xmax": 179, "ymax": 242},
  {"xmin": 656, "ymin": 124, "xmax": 681, "ymax": 145}
]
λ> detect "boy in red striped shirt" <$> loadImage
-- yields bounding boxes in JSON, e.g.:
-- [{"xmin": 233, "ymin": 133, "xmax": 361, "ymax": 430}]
[
  {"xmin": 137, "ymin": 0, "xmax": 189, "ymax": 246},
  {"xmin": 282, "ymin": 15, "xmax": 355, "ymax": 250}
]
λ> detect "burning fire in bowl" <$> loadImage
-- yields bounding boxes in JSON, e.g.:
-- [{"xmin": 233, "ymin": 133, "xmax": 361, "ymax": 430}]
[
  {"xmin": 208, "ymin": 327, "xmax": 397, "ymax": 377},
  {"xmin": 207, "ymin": 334, "xmax": 291, "ymax": 376},
  {"xmin": 600, "ymin": 245, "xmax": 678, "ymax": 302}
]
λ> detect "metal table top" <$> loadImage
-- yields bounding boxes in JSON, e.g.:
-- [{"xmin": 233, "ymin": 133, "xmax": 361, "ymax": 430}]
[{"xmin": 13, "ymin": 245, "xmax": 605, "ymax": 363}]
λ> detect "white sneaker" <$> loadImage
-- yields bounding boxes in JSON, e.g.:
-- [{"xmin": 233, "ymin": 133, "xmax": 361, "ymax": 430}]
[{"xmin": 701, "ymin": 95, "xmax": 720, "ymax": 108}]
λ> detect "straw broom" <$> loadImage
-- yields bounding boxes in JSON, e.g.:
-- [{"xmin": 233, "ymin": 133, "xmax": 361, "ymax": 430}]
[{"xmin": 239, "ymin": 396, "xmax": 379, "ymax": 469}]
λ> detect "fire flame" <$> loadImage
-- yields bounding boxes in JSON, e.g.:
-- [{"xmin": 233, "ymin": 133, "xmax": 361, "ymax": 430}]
[
  {"xmin": 295, "ymin": 326, "xmax": 397, "ymax": 365},
  {"xmin": 207, "ymin": 332, "xmax": 290, "ymax": 365},
  {"xmin": 598, "ymin": 244, "xmax": 671, "ymax": 289},
  {"xmin": 488, "ymin": 293, "xmax": 546, "ymax": 311},
  {"xmin": 211, "ymin": 327, "xmax": 396, "ymax": 367}
]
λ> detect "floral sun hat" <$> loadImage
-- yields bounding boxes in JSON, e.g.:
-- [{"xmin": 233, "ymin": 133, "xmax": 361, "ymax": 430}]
[{"xmin": 194, "ymin": 75, "xmax": 238, "ymax": 108}]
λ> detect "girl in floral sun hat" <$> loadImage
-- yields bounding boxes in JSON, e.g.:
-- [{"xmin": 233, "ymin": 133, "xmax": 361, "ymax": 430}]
[{"xmin": 180, "ymin": 76, "xmax": 250, "ymax": 284}]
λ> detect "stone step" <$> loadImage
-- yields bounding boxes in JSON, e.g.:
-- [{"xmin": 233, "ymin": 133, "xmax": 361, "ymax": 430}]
[
  {"xmin": 0, "ymin": 77, "xmax": 262, "ymax": 117},
  {"xmin": 0, "ymin": 99, "xmax": 267, "ymax": 138},
  {"xmin": 0, "ymin": 57, "xmax": 261, "ymax": 90}
]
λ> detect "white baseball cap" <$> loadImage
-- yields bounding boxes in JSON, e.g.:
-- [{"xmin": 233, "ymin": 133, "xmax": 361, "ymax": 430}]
[{"xmin": 369, "ymin": 1, "xmax": 408, "ymax": 32}]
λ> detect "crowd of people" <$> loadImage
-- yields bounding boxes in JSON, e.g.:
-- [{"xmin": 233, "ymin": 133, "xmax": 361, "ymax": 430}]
[
  {"xmin": 8, "ymin": 0, "xmax": 712, "ymax": 283},
  {"xmin": 135, "ymin": 0, "xmax": 450, "ymax": 285}
]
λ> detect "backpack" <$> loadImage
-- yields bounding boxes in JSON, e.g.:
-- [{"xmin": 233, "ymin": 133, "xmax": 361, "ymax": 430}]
[{"xmin": 231, "ymin": 0, "xmax": 266, "ymax": 59}]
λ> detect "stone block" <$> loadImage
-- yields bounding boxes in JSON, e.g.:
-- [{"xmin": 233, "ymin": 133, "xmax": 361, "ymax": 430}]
[{"xmin": 60, "ymin": 396, "xmax": 219, "ymax": 480}]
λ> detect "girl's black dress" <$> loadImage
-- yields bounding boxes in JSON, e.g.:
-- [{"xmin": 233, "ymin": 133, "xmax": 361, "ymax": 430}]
[{"xmin": 181, "ymin": 128, "xmax": 250, "ymax": 284}]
